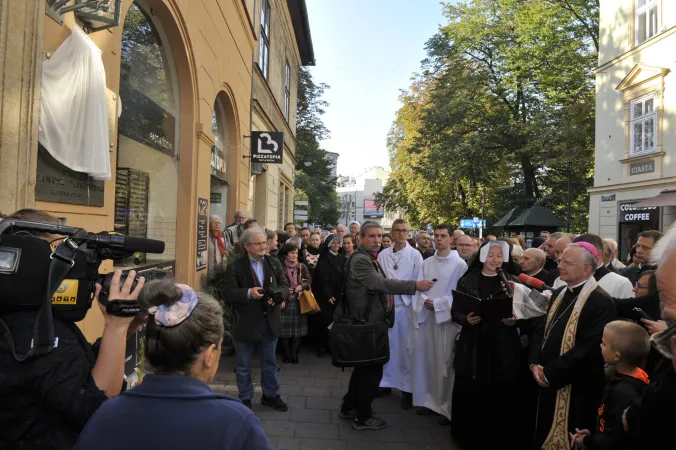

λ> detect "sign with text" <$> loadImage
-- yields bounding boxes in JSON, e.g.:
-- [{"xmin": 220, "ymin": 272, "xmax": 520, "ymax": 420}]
[
  {"xmin": 630, "ymin": 160, "xmax": 655, "ymax": 176},
  {"xmin": 619, "ymin": 201, "xmax": 659, "ymax": 222},
  {"xmin": 211, "ymin": 145, "xmax": 226, "ymax": 181},
  {"xmin": 364, "ymin": 199, "xmax": 384, "ymax": 218},
  {"xmin": 196, "ymin": 197, "xmax": 209, "ymax": 270},
  {"xmin": 210, "ymin": 192, "xmax": 222, "ymax": 204},
  {"xmin": 35, "ymin": 145, "xmax": 105, "ymax": 206},
  {"xmin": 251, "ymin": 131, "xmax": 284, "ymax": 164},
  {"xmin": 601, "ymin": 194, "xmax": 616, "ymax": 202},
  {"xmin": 460, "ymin": 219, "xmax": 486, "ymax": 229}
]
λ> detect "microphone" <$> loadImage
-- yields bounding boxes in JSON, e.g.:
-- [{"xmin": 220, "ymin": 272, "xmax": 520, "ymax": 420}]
[
  {"xmin": 88, "ymin": 233, "xmax": 166, "ymax": 254},
  {"xmin": 517, "ymin": 273, "xmax": 553, "ymax": 292},
  {"xmin": 496, "ymin": 267, "xmax": 513, "ymax": 297}
]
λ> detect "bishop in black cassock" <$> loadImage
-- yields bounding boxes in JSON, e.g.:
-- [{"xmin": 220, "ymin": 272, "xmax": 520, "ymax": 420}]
[{"xmin": 529, "ymin": 243, "xmax": 616, "ymax": 449}]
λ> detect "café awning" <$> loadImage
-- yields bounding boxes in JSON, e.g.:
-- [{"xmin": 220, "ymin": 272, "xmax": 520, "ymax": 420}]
[{"xmin": 633, "ymin": 189, "xmax": 676, "ymax": 207}]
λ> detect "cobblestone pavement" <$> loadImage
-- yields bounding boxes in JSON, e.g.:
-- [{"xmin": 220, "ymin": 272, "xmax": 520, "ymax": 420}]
[{"xmin": 212, "ymin": 347, "xmax": 460, "ymax": 450}]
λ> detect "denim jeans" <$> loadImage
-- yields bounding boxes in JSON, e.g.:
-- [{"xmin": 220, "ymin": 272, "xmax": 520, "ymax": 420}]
[{"xmin": 234, "ymin": 317, "xmax": 279, "ymax": 400}]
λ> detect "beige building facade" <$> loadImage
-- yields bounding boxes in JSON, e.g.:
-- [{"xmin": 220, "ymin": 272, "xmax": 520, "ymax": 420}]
[
  {"xmin": 590, "ymin": 0, "xmax": 676, "ymax": 261},
  {"xmin": 0, "ymin": 0, "xmax": 311, "ymax": 340}
]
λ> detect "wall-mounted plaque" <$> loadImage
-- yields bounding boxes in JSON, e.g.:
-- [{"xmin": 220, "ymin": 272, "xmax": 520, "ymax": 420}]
[
  {"xmin": 35, "ymin": 145, "xmax": 105, "ymax": 206},
  {"xmin": 630, "ymin": 160, "xmax": 655, "ymax": 176}
]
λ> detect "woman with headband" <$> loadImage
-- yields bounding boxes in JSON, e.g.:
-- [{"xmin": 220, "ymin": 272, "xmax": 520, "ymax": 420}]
[{"xmin": 75, "ymin": 281, "xmax": 271, "ymax": 450}]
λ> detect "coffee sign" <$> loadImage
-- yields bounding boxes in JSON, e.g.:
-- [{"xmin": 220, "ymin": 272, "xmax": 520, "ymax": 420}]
[
  {"xmin": 630, "ymin": 160, "xmax": 655, "ymax": 176},
  {"xmin": 251, "ymin": 131, "xmax": 284, "ymax": 164},
  {"xmin": 619, "ymin": 202, "xmax": 658, "ymax": 222}
]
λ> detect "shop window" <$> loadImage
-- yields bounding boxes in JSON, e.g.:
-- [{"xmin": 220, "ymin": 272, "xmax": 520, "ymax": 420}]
[
  {"xmin": 630, "ymin": 94, "xmax": 656, "ymax": 156},
  {"xmin": 210, "ymin": 98, "xmax": 229, "ymax": 221},
  {"xmin": 116, "ymin": 1, "xmax": 179, "ymax": 268},
  {"xmin": 259, "ymin": 0, "xmax": 271, "ymax": 79},
  {"xmin": 636, "ymin": 0, "xmax": 658, "ymax": 45}
]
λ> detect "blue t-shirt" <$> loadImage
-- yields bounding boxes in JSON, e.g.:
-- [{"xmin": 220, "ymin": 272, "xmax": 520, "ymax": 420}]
[{"xmin": 74, "ymin": 375, "xmax": 272, "ymax": 450}]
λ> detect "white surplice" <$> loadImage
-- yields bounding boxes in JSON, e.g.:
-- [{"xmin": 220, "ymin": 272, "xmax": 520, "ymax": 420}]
[
  {"xmin": 410, "ymin": 250, "xmax": 467, "ymax": 419},
  {"xmin": 552, "ymin": 270, "xmax": 634, "ymax": 299},
  {"xmin": 377, "ymin": 242, "xmax": 423, "ymax": 393}
]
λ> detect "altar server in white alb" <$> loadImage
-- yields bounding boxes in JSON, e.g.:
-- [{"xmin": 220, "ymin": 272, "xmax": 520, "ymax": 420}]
[
  {"xmin": 377, "ymin": 219, "xmax": 423, "ymax": 409},
  {"xmin": 410, "ymin": 224, "xmax": 467, "ymax": 424}
]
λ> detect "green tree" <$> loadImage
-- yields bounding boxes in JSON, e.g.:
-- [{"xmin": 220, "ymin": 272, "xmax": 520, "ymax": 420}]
[
  {"xmin": 379, "ymin": 0, "xmax": 597, "ymax": 233},
  {"xmin": 294, "ymin": 68, "xmax": 340, "ymax": 226}
]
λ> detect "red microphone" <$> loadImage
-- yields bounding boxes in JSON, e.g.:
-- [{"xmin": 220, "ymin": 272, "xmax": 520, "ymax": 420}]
[{"xmin": 518, "ymin": 273, "xmax": 554, "ymax": 291}]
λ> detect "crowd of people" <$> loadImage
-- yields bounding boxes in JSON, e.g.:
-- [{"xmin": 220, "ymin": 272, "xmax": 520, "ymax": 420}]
[{"xmin": 1, "ymin": 206, "xmax": 675, "ymax": 450}]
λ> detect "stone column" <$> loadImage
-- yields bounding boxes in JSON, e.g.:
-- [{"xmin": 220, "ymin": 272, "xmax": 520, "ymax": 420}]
[{"xmin": 0, "ymin": 0, "xmax": 44, "ymax": 214}]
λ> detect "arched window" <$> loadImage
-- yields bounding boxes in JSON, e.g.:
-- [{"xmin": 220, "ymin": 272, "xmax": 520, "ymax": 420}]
[
  {"xmin": 210, "ymin": 97, "xmax": 228, "ymax": 221},
  {"xmin": 115, "ymin": 1, "xmax": 179, "ymax": 268}
]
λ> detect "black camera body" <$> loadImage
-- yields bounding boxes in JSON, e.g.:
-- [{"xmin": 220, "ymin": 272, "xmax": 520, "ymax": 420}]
[
  {"xmin": 264, "ymin": 288, "xmax": 285, "ymax": 305},
  {"xmin": 97, "ymin": 272, "xmax": 140, "ymax": 306}
]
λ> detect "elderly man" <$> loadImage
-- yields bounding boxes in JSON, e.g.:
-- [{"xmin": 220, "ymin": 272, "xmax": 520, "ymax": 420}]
[
  {"xmin": 339, "ymin": 222, "xmax": 434, "ymax": 431},
  {"xmin": 603, "ymin": 238, "xmax": 625, "ymax": 272},
  {"xmin": 224, "ymin": 228, "xmax": 289, "ymax": 412},
  {"xmin": 335, "ymin": 224, "xmax": 347, "ymax": 238},
  {"xmin": 377, "ymin": 219, "xmax": 423, "ymax": 409},
  {"xmin": 520, "ymin": 248, "xmax": 551, "ymax": 286},
  {"xmin": 622, "ymin": 223, "xmax": 676, "ymax": 448},
  {"xmin": 453, "ymin": 229, "xmax": 464, "ymax": 241},
  {"xmin": 225, "ymin": 210, "xmax": 247, "ymax": 245},
  {"xmin": 415, "ymin": 231, "xmax": 434, "ymax": 260},
  {"xmin": 454, "ymin": 234, "xmax": 477, "ymax": 261},
  {"xmin": 621, "ymin": 230, "xmax": 663, "ymax": 285},
  {"xmin": 574, "ymin": 234, "xmax": 634, "ymax": 299},
  {"xmin": 529, "ymin": 243, "xmax": 616, "ymax": 449},
  {"xmin": 544, "ymin": 232, "xmax": 564, "ymax": 272}
]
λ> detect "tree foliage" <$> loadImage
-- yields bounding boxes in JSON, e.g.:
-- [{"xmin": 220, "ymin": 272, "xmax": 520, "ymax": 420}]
[
  {"xmin": 294, "ymin": 68, "xmax": 340, "ymax": 226},
  {"xmin": 380, "ymin": 0, "xmax": 598, "ymax": 233}
]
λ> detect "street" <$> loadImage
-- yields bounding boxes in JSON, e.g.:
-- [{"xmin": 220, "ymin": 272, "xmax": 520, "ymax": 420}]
[{"xmin": 212, "ymin": 347, "xmax": 459, "ymax": 450}]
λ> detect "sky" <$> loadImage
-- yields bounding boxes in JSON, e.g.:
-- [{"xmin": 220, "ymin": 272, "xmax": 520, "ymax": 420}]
[{"xmin": 305, "ymin": 1, "xmax": 448, "ymax": 178}]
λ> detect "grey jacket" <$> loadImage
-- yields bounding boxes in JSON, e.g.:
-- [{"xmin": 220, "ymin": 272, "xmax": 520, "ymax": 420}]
[
  {"xmin": 338, "ymin": 248, "xmax": 417, "ymax": 325},
  {"xmin": 223, "ymin": 254, "xmax": 290, "ymax": 342}
]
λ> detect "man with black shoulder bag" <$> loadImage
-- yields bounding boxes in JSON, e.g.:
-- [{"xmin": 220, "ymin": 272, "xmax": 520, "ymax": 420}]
[{"xmin": 332, "ymin": 221, "xmax": 434, "ymax": 431}]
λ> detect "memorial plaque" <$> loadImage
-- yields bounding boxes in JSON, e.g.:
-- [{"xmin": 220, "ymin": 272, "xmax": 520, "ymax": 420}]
[{"xmin": 35, "ymin": 146, "xmax": 105, "ymax": 206}]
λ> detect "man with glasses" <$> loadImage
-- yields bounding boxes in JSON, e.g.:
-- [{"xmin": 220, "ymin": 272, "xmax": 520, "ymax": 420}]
[
  {"xmin": 223, "ymin": 227, "xmax": 289, "ymax": 412},
  {"xmin": 376, "ymin": 219, "xmax": 423, "ymax": 409},
  {"xmin": 529, "ymin": 243, "xmax": 616, "ymax": 449},
  {"xmin": 225, "ymin": 210, "xmax": 248, "ymax": 246},
  {"xmin": 622, "ymin": 223, "xmax": 676, "ymax": 449},
  {"xmin": 454, "ymin": 234, "xmax": 477, "ymax": 261},
  {"xmin": 621, "ymin": 230, "xmax": 664, "ymax": 285}
]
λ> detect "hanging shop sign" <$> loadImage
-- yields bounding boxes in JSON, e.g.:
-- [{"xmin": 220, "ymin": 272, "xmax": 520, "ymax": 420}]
[
  {"xmin": 251, "ymin": 131, "xmax": 284, "ymax": 164},
  {"xmin": 211, "ymin": 145, "xmax": 226, "ymax": 181},
  {"xmin": 619, "ymin": 201, "xmax": 659, "ymax": 222},
  {"xmin": 196, "ymin": 197, "xmax": 209, "ymax": 270}
]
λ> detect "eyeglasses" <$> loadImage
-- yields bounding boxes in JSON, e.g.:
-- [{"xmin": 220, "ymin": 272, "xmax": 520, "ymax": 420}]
[
  {"xmin": 391, "ymin": 229, "xmax": 408, "ymax": 234},
  {"xmin": 456, "ymin": 244, "xmax": 474, "ymax": 248},
  {"xmin": 650, "ymin": 323, "xmax": 676, "ymax": 360},
  {"xmin": 560, "ymin": 260, "xmax": 580, "ymax": 267},
  {"xmin": 635, "ymin": 282, "xmax": 649, "ymax": 289},
  {"xmin": 248, "ymin": 241, "xmax": 267, "ymax": 246}
]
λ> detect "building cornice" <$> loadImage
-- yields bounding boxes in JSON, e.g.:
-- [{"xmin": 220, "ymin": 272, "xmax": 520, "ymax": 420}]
[
  {"xmin": 595, "ymin": 26, "xmax": 676, "ymax": 74},
  {"xmin": 588, "ymin": 176, "xmax": 676, "ymax": 194}
]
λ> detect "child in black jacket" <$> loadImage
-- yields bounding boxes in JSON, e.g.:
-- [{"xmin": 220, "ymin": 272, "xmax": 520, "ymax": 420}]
[{"xmin": 570, "ymin": 321, "xmax": 650, "ymax": 450}]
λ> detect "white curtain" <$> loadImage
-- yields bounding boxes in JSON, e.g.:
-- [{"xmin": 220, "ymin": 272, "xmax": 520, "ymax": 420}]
[{"xmin": 39, "ymin": 26, "xmax": 111, "ymax": 180}]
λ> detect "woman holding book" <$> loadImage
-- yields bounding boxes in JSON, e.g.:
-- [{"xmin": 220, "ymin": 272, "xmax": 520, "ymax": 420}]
[{"xmin": 450, "ymin": 239, "xmax": 522, "ymax": 450}]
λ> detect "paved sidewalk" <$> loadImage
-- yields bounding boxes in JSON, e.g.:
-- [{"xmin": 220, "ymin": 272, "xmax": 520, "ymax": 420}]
[{"xmin": 211, "ymin": 347, "xmax": 460, "ymax": 450}]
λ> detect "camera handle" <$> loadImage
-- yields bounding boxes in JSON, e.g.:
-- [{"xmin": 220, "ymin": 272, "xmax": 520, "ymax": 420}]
[{"xmin": 0, "ymin": 240, "xmax": 77, "ymax": 361}]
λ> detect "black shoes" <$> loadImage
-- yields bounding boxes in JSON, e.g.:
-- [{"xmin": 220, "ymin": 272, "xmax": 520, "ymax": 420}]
[
  {"xmin": 291, "ymin": 356, "xmax": 299, "ymax": 364},
  {"xmin": 282, "ymin": 356, "xmax": 291, "ymax": 364},
  {"xmin": 400, "ymin": 392, "xmax": 413, "ymax": 410},
  {"xmin": 241, "ymin": 399, "xmax": 252, "ymax": 409},
  {"xmin": 261, "ymin": 395, "xmax": 288, "ymax": 411},
  {"xmin": 352, "ymin": 416, "xmax": 387, "ymax": 431}
]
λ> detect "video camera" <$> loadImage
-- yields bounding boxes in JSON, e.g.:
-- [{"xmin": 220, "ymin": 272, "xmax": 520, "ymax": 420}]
[{"xmin": 0, "ymin": 219, "xmax": 164, "ymax": 360}]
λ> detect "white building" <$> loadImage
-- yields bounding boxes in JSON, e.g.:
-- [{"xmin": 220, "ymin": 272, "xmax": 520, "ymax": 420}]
[
  {"xmin": 336, "ymin": 166, "xmax": 401, "ymax": 229},
  {"xmin": 589, "ymin": 0, "xmax": 676, "ymax": 261}
]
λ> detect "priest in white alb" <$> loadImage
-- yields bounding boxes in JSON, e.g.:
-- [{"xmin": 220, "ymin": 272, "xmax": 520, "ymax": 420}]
[
  {"xmin": 410, "ymin": 224, "xmax": 467, "ymax": 424},
  {"xmin": 377, "ymin": 219, "xmax": 423, "ymax": 409}
]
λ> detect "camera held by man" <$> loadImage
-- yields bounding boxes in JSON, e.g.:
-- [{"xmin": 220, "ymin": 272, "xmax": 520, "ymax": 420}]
[{"xmin": 0, "ymin": 209, "xmax": 165, "ymax": 450}]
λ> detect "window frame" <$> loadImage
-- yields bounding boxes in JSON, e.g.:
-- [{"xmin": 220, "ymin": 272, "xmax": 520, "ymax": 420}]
[
  {"xmin": 635, "ymin": 0, "xmax": 659, "ymax": 45},
  {"xmin": 258, "ymin": 0, "xmax": 271, "ymax": 79},
  {"xmin": 284, "ymin": 60, "xmax": 291, "ymax": 121},
  {"xmin": 630, "ymin": 93, "xmax": 657, "ymax": 156}
]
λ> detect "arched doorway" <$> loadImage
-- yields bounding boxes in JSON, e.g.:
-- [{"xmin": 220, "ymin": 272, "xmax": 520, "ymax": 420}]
[
  {"xmin": 210, "ymin": 90, "xmax": 240, "ymax": 227},
  {"xmin": 115, "ymin": 1, "xmax": 179, "ymax": 269}
]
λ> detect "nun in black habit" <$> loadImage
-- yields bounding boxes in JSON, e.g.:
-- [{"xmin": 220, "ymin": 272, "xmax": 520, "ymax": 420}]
[{"xmin": 309, "ymin": 234, "xmax": 343, "ymax": 357}]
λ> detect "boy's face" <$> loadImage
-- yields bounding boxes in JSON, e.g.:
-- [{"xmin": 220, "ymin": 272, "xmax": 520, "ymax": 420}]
[{"xmin": 600, "ymin": 328, "xmax": 620, "ymax": 365}]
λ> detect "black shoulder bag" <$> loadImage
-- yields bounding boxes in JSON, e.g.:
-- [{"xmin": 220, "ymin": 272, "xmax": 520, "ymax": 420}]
[{"xmin": 329, "ymin": 252, "xmax": 390, "ymax": 368}]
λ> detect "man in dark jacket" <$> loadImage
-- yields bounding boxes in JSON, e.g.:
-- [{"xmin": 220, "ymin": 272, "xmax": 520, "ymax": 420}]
[
  {"xmin": 224, "ymin": 227, "xmax": 289, "ymax": 411},
  {"xmin": 338, "ymin": 222, "xmax": 434, "ymax": 431},
  {"xmin": 620, "ymin": 230, "xmax": 662, "ymax": 285}
]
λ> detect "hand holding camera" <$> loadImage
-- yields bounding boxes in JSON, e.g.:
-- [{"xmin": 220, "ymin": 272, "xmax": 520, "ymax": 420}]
[{"xmin": 95, "ymin": 269, "xmax": 145, "ymax": 330}]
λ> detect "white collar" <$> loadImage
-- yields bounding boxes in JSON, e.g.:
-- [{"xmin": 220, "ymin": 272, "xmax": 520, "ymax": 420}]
[{"xmin": 567, "ymin": 278, "xmax": 589, "ymax": 292}]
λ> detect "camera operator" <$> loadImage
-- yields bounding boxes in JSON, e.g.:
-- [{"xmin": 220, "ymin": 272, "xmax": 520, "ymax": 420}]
[{"xmin": 0, "ymin": 209, "xmax": 146, "ymax": 450}]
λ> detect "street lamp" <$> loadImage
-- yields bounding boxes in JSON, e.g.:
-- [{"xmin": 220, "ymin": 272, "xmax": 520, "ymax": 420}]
[{"xmin": 303, "ymin": 159, "xmax": 312, "ymax": 168}]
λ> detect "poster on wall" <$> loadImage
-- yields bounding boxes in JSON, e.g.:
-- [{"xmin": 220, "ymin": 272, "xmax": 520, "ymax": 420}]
[
  {"xmin": 196, "ymin": 197, "xmax": 209, "ymax": 270},
  {"xmin": 251, "ymin": 131, "xmax": 284, "ymax": 164},
  {"xmin": 364, "ymin": 199, "xmax": 384, "ymax": 218}
]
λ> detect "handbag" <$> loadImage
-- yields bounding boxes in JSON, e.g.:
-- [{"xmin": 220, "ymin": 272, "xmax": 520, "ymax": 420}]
[
  {"xmin": 329, "ymin": 252, "xmax": 390, "ymax": 368},
  {"xmin": 297, "ymin": 265, "xmax": 320, "ymax": 314}
]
